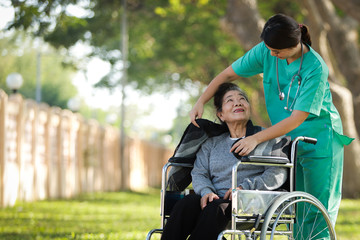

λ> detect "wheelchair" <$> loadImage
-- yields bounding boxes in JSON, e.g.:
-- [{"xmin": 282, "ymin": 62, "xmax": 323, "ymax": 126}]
[{"xmin": 147, "ymin": 122, "xmax": 336, "ymax": 240}]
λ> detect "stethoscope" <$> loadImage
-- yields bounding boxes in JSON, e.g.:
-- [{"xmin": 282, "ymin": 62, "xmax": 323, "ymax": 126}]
[{"xmin": 276, "ymin": 42, "xmax": 303, "ymax": 111}]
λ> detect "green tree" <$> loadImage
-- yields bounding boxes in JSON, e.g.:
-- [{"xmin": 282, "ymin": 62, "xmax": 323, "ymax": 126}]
[
  {"xmin": 0, "ymin": 32, "xmax": 77, "ymax": 108},
  {"xmin": 6, "ymin": 1, "xmax": 251, "ymax": 88}
]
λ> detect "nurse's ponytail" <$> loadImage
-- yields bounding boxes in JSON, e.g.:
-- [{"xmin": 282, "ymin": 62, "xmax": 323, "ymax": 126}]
[{"xmin": 299, "ymin": 24, "xmax": 312, "ymax": 47}]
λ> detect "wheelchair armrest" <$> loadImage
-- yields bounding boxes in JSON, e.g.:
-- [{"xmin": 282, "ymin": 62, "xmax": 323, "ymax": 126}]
[
  {"xmin": 243, "ymin": 155, "xmax": 290, "ymax": 164},
  {"xmin": 232, "ymin": 156, "xmax": 293, "ymax": 191},
  {"xmin": 168, "ymin": 156, "xmax": 195, "ymax": 164},
  {"xmin": 160, "ymin": 162, "xmax": 193, "ymax": 227}
]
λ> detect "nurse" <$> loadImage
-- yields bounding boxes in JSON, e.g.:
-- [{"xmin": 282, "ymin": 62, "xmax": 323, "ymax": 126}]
[{"xmin": 189, "ymin": 13, "xmax": 353, "ymax": 238}]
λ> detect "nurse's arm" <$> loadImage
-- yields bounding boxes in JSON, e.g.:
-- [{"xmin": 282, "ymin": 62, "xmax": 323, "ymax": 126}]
[
  {"xmin": 190, "ymin": 66, "xmax": 240, "ymax": 127},
  {"xmin": 231, "ymin": 110, "xmax": 309, "ymax": 156}
]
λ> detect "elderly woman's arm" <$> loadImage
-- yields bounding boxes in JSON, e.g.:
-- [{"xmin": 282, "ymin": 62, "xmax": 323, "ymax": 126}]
[
  {"xmin": 191, "ymin": 141, "xmax": 217, "ymax": 197},
  {"xmin": 239, "ymin": 166, "xmax": 288, "ymax": 191},
  {"xmin": 191, "ymin": 141, "xmax": 223, "ymax": 209}
]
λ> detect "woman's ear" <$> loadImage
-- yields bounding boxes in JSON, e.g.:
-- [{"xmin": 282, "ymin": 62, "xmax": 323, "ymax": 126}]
[{"xmin": 217, "ymin": 112, "xmax": 224, "ymax": 122}]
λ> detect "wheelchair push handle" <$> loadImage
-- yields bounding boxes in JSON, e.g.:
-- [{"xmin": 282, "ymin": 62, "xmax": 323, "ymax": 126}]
[
  {"xmin": 302, "ymin": 137, "xmax": 317, "ymax": 145},
  {"xmin": 293, "ymin": 136, "xmax": 317, "ymax": 145}
]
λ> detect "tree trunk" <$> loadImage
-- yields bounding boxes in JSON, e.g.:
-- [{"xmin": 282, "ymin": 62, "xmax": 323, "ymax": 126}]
[
  {"xmin": 331, "ymin": 83, "xmax": 360, "ymax": 198},
  {"xmin": 330, "ymin": 0, "xmax": 360, "ymax": 22},
  {"xmin": 314, "ymin": 0, "xmax": 360, "ymax": 134},
  {"xmin": 300, "ymin": 0, "xmax": 360, "ymax": 197},
  {"xmin": 222, "ymin": 0, "xmax": 264, "ymax": 51}
]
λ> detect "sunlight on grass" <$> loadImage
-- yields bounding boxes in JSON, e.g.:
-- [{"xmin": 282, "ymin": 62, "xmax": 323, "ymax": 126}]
[
  {"xmin": 0, "ymin": 190, "xmax": 162, "ymax": 240},
  {"xmin": 0, "ymin": 190, "xmax": 359, "ymax": 240},
  {"xmin": 335, "ymin": 199, "xmax": 360, "ymax": 240}
]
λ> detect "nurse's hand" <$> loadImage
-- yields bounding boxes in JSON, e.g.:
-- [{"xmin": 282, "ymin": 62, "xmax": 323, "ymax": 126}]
[
  {"xmin": 189, "ymin": 102, "xmax": 204, "ymax": 128},
  {"xmin": 230, "ymin": 135, "xmax": 259, "ymax": 156}
]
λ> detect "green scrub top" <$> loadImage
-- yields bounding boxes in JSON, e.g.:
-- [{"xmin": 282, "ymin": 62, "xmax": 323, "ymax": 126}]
[{"xmin": 231, "ymin": 42, "xmax": 353, "ymax": 158}]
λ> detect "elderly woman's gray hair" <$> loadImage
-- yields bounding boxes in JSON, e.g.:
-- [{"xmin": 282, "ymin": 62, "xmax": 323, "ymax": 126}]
[{"xmin": 214, "ymin": 83, "xmax": 249, "ymax": 113}]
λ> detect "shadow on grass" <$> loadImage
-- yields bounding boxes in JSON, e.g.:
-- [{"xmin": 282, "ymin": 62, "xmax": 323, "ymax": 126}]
[{"xmin": 64, "ymin": 190, "xmax": 159, "ymax": 205}]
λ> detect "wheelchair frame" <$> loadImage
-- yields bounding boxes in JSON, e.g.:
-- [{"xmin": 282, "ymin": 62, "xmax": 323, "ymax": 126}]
[{"xmin": 147, "ymin": 136, "xmax": 336, "ymax": 240}]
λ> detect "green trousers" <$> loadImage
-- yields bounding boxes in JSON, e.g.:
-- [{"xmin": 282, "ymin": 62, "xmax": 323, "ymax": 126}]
[{"xmin": 295, "ymin": 135, "xmax": 343, "ymax": 239}]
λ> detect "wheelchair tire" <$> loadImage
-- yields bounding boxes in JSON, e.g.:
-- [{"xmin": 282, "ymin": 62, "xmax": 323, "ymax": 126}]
[{"xmin": 260, "ymin": 191, "xmax": 336, "ymax": 240}]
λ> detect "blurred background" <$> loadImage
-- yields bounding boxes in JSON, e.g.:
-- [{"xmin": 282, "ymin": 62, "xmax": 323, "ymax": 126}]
[{"xmin": 0, "ymin": 0, "xmax": 360, "ymax": 201}]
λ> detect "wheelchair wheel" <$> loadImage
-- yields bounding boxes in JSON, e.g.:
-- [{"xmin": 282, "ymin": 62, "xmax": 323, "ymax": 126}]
[{"xmin": 260, "ymin": 191, "xmax": 336, "ymax": 240}]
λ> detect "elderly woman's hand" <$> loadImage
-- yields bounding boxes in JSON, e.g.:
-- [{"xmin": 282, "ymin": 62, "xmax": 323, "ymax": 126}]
[
  {"xmin": 223, "ymin": 186, "xmax": 243, "ymax": 200},
  {"xmin": 230, "ymin": 135, "xmax": 259, "ymax": 156},
  {"xmin": 200, "ymin": 193, "xmax": 219, "ymax": 209}
]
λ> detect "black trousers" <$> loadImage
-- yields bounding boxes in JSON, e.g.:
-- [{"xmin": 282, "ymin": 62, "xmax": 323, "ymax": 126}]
[{"xmin": 161, "ymin": 194, "xmax": 231, "ymax": 240}]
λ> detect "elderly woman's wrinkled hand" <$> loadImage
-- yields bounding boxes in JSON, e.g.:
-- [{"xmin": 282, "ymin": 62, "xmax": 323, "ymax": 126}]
[
  {"xmin": 200, "ymin": 192, "xmax": 219, "ymax": 209},
  {"xmin": 230, "ymin": 135, "xmax": 259, "ymax": 156},
  {"xmin": 223, "ymin": 186, "xmax": 243, "ymax": 200}
]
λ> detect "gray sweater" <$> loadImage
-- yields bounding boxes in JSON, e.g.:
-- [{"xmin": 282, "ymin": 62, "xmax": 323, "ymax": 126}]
[{"xmin": 191, "ymin": 133, "xmax": 288, "ymax": 198}]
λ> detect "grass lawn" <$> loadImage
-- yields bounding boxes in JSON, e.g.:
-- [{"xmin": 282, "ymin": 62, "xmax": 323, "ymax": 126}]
[
  {"xmin": 336, "ymin": 199, "xmax": 360, "ymax": 239},
  {"xmin": 0, "ymin": 190, "xmax": 358, "ymax": 239}
]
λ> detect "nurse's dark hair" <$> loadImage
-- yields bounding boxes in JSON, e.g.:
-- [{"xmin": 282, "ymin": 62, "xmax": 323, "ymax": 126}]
[
  {"xmin": 260, "ymin": 13, "xmax": 312, "ymax": 49},
  {"xmin": 214, "ymin": 83, "xmax": 249, "ymax": 113}
]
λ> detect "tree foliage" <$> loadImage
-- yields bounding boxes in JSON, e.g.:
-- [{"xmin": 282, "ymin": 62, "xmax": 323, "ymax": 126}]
[
  {"xmin": 0, "ymin": 32, "xmax": 77, "ymax": 108},
  {"xmin": 7, "ymin": 1, "xmax": 244, "ymax": 89}
]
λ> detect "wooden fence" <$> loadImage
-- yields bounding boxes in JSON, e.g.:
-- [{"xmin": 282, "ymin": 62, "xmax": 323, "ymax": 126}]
[{"xmin": 0, "ymin": 89, "xmax": 172, "ymax": 207}]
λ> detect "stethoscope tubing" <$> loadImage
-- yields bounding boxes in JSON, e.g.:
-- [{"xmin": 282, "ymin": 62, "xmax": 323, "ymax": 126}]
[{"xmin": 276, "ymin": 42, "xmax": 304, "ymax": 111}]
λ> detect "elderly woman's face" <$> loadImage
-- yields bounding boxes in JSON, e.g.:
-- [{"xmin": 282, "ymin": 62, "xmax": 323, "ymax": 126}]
[{"xmin": 217, "ymin": 90, "xmax": 250, "ymax": 124}]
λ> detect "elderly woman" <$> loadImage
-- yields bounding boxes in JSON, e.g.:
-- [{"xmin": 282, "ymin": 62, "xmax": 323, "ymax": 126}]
[{"xmin": 161, "ymin": 83, "xmax": 287, "ymax": 240}]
